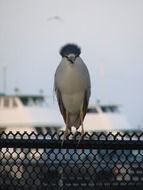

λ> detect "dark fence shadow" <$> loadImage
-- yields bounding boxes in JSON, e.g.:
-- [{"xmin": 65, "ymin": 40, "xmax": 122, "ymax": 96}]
[{"xmin": 0, "ymin": 131, "xmax": 143, "ymax": 190}]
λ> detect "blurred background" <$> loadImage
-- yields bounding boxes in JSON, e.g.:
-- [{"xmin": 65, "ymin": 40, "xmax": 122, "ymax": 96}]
[{"xmin": 0, "ymin": 0, "xmax": 143, "ymax": 129}]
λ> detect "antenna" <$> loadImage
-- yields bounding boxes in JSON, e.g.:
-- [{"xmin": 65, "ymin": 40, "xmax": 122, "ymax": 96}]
[
  {"xmin": 99, "ymin": 63, "xmax": 105, "ymax": 101},
  {"xmin": 14, "ymin": 87, "xmax": 20, "ymax": 95},
  {"xmin": 39, "ymin": 89, "xmax": 44, "ymax": 95},
  {"xmin": 99, "ymin": 63, "xmax": 106, "ymax": 103},
  {"xmin": 3, "ymin": 66, "xmax": 7, "ymax": 94}
]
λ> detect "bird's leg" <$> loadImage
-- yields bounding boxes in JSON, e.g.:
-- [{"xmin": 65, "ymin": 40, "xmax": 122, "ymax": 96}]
[
  {"xmin": 80, "ymin": 108, "xmax": 85, "ymax": 136},
  {"xmin": 62, "ymin": 111, "xmax": 69, "ymax": 145},
  {"xmin": 78, "ymin": 109, "xmax": 84, "ymax": 144}
]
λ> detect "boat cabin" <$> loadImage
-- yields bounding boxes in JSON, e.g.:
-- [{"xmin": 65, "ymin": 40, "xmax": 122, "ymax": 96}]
[{"xmin": 0, "ymin": 95, "xmax": 64, "ymax": 133}]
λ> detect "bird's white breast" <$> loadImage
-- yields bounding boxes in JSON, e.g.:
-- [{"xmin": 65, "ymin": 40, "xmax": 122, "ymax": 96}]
[
  {"xmin": 55, "ymin": 57, "xmax": 90, "ymax": 93},
  {"xmin": 62, "ymin": 92, "xmax": 85, "ymax": 113},
  {"xmin": 55, "ymin": 57, "xmax": 90, "ymax": 113}
]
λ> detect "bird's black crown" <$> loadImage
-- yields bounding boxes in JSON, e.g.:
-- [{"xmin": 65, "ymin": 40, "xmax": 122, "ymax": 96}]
[{"xmin": 60, "ymin": 44, "xmax": 81, "ymax": 57}]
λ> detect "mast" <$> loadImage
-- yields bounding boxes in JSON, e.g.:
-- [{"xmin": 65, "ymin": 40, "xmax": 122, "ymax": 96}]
[{"xmin": 3, "ymin": 66, "xmax": 7, "ymax": 94}]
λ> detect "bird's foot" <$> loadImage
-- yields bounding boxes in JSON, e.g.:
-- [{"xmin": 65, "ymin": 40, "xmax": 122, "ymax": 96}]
[
  {"xmin": 61, "ymin": 128, "xmax": 71, "ymax": 146},
  {"xmin": 77, "ymin": 125, "xmax": 84, "ymax": 145}
]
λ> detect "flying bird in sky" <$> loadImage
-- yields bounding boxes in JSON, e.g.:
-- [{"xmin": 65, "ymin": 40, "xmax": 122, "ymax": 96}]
[
  {"xmin": 54, "ymin": 44, "xmax": 91, "ymax": 142},
  {"xmin": 47, "ymin": 16, "xmax": 63, "ymax": 23}
]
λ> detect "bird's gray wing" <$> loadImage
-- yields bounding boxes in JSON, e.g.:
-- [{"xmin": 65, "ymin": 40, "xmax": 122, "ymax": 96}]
[
  {"xmin": 82, "ymin": 88, "xmax": 91, "ymax": 119},
  {"xmin": 54, "ymin": 65, "xmax": 67, "ymax": 123},
  {"xmin": 55, "ymin": 88, "xmax": 67, "ymax": 123}
]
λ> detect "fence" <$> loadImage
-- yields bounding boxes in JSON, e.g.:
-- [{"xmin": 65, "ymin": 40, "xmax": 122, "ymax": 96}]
[{"xmin": 0, "ymin": 131, "xmax": 143, "ymax": 190}]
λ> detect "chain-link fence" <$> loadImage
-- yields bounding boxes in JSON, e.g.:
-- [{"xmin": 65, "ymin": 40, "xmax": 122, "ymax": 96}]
[{"xmin": 0, "ymin": 131, "xmax": 143, "ymax": 189}]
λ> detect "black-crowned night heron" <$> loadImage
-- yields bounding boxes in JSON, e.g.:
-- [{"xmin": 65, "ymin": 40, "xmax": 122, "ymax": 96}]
[{"xmin": 54, "ymin": 44, "xmax": 91, "ymax": 141}]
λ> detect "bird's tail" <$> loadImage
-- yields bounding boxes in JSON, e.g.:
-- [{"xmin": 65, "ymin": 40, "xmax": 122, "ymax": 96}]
[{"xmin": 68, "ymin": 114, "xmax": 81, "ymax": 129}]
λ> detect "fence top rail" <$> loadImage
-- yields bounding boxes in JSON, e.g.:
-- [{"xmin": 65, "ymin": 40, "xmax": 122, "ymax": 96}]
[{"xmin": 0, "ymin": 131, "xmax": 143, "ymax": 149}]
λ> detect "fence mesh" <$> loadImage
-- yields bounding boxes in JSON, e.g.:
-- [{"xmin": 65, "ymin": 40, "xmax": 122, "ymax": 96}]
[{"xmin": 0, "ymin": 131, "xmax": 143, "ymax": 189}]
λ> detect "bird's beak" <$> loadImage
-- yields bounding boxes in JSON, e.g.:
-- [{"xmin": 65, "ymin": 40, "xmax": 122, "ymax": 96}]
[{"xmin": 66, "ymin": 55, "xmax": 76, "ymax": 64}]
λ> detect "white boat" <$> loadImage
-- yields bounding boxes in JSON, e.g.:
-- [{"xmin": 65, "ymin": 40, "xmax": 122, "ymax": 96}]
[
  {"xmin": 84, "ymin": 102, "xmax": 133, "ymax": 132},
  {"xmin": 0, "ymin": 94, "xmax": 133, "ymax": 134},
  {"xmin": 0, "ymin": 94, "xmax": 64, "ymax": 133}
]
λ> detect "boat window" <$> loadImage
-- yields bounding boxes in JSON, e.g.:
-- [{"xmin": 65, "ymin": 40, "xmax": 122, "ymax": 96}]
[
  {"xmin": 35, "ymin": 98, "xmax": 43, "ymax": 105},
  {"xmin": 20, "ymin": 97, "xmax": 36, "ymax": 106},
  {"xmin": 34, "ymin": 97, "xmax": 48, "ymax": 107},
  {"xmin": 20, "ymin": 97, "xmax": 48, "ymax": 107},
  {"xmin": 109, "ymin": 106, "xmax": 119, "ymax": 113},
  {"xmin": 101, "ymin": 106, "xmax": 110, "ymax": 113},
  {"xmin": 45, "ymin": 127, "xmax": 52, "ymax": 134},
  {"xmin": 45, "ymin": 127, "xmax": 60, "ymax": 134},
  {"xmin": 87, "ymin": 108, "xmax": 98, "ymax": 113},
  {"xmin": 35, "ymin": 127, "xmax": 43, "ymax": 134},
  {"xmin": 20, "ymin": 97, "xmax": 29, "ymax": 105},
  {"xmin": 12, "ymin": 98, "xmax": 17, "ymax": 107},
  {"xmin": 27, "ymin": 98, "xmax": 35, "ymax": 106},
  {"xmin": 101, "ymin": 106, "xmax": 119, "ymax": 113},
  {"xmin": 4, "ymin": 98, "xmax": 9, "ymax": 108}
]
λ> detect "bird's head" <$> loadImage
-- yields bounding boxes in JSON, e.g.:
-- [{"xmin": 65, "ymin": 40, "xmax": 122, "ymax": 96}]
[{"xmin": 60, "ymin": 44, "xmax": 81, "ymax": 64}]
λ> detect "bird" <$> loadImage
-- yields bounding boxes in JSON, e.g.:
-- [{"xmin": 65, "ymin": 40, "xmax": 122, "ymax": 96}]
[
  {"xmin": 54, "ymin": 44, "xmax": 91, "ymax": 142},
  {"xmin": 47, "ymin": 16, "xmax": 63, "ymax": 23}
]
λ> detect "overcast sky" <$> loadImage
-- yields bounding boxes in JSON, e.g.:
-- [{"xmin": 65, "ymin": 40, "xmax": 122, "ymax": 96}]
[{"xmin": 0, "ymin": 0, "xmax": 143, "ymax": 127}]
